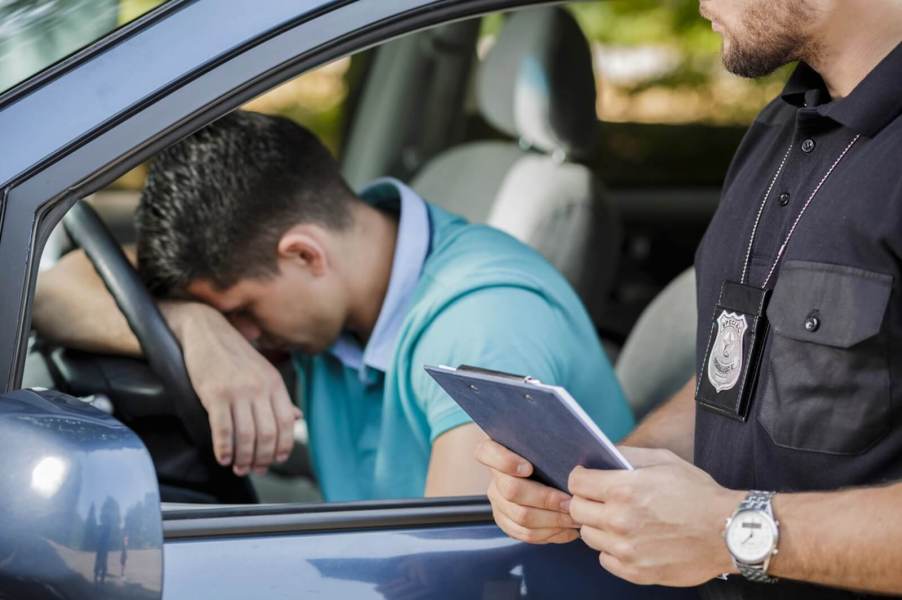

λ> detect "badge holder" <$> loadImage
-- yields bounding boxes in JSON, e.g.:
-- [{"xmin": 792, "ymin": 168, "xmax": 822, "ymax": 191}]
[{"xmin": 696, "ymin": 281, "xmax": 771, "ymax": 421}]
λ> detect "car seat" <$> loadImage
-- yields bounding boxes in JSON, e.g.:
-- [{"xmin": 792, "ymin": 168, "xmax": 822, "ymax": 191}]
[
  {"xmin": 615, "ymin": 267, "xmax": 697, "ymax": 419},
  {"xmin": 411, "ymin": 6, "xmax": 620, "ymax": 323}
]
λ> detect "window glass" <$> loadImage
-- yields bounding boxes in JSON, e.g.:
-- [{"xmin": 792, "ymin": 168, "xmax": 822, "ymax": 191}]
[
  {"xmin": 241, "ymin": 57, "xmax": 354, "ymax": 156},
  {"xmin": 0, "ymin": 0, "xmax": 169, "ymax": 94}
]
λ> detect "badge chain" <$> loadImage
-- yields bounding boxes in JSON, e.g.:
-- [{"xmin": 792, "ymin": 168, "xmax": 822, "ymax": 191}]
[{"xmin": 739, "ymin": 133, "xmax": 861, "ymax": 288}]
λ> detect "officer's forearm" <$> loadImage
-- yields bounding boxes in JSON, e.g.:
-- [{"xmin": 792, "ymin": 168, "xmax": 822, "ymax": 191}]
[
  {"xmin": 768, "ymin": 482, "xmax": 902, "ymax": 594},
  {"xmin": 622, "ymin": 376, "xmax": 696, "ymax": 461}
]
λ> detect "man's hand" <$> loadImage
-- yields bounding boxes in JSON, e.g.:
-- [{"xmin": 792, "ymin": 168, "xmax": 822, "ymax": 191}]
[
  {"xmin": 568, "ymin": 446, "xmax": 741, "ymax": 587},
  {"xmin": 164, "ymin": 302, "xmax": 301, "ymax": 476},
  {"xmin": 475, "ymin": 440, "xmax": 580, "ymax": 544}
]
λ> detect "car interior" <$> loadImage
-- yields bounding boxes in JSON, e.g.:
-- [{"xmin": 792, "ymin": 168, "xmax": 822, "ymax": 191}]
[{"xmin": 22, "ymin": 3, "xmax": 740, "ymax": 506}]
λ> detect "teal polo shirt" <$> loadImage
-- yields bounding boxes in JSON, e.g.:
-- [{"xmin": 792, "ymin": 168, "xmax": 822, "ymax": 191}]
[{"xmin": 292, "ymin": 178, "xmax": 634, "ymax": 501}]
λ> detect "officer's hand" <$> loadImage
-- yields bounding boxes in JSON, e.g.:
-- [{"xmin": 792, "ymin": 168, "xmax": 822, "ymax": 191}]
[
  {"xmin": 475, "ymin": 439, "xmax": 580, "ymax": 544},
  {"xmin": 568, "ymin": 446, "xmax": 741, "ymax": 587},
  {"xmin": 162, "ymin": 302, "xmax": 301, "ymax": 476}
]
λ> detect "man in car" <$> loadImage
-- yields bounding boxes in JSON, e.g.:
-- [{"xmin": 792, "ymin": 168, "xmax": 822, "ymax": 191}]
[
  {"xmin": 33, "ymin": 110, "xmax": 634, "ymax": 501},
  {"xmin": 477, "ymin": 0, "xmax": 902, "ymax": 597}
]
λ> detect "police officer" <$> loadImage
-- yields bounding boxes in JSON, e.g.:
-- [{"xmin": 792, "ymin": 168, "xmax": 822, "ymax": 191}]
[{"xmin": 476, "ymin": 0, "xmax": 902, "ymax": 597}]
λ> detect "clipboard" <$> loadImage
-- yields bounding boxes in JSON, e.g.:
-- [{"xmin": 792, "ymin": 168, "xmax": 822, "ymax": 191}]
[{"xmin": 425, "ymin": 364, "xmax": 632, "ymax": 493}]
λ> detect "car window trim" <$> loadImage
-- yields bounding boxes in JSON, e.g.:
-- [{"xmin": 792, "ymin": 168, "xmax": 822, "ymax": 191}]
[{"xmin": 163, "ymin": 496, "xmax": 493, "ymax": 539}]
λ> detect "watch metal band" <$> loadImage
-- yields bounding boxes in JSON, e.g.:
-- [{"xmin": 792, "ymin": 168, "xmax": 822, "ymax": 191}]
[
  {"xmin": 735, "ymin": 490, "xmax": 778, "ymax": 584},
  {"xmin": 740, "ymin": 490, "xmax": 775, "ymax": 513}
]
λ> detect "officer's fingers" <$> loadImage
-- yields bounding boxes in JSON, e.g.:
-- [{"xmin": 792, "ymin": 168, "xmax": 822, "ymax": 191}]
[
  {"xmin": 598, "ymin": 550, "xmax": 647, "ymax": 585},
  {"xmin": 269, "ymin": 386, "xmax": 297, "ymax": 464},
  {"xmin": 208, "ymin": 404, "xmax": 234, "ymax": 466},
  {"xmin": 494, "ymin": 472, "xmax": 573, "ymax": 514},
  {"xmin": 568, "ymin": 495, "xmax": 610, "ymax": 531},
  {"xmin": 579, "ymin": 525, "xmax": 618, "ymax": 554},
  {"xmin": 492, "ymin": 510, "xmax": 575, "ymax": 545},
  {"xmin": 568, "ymin": 465, "xmax": 625, "ymax": 501},
  {"xmin": 545, "ymin": 528, "xmax": 581, "ymax": 544},
  {"xmin": 475, "ymin": 439, "xmax": 532, "ymax": 477},
  {"xmin": 251, "ymin": 401, "xmax": 277, "ymax": 473},
  {"xmin": 231, "ymin": 402, "xmax": 255, "ymax": 476},
  {"xmin": 488, "ymin": 478, "xmax": 578, "ymax": 529}
]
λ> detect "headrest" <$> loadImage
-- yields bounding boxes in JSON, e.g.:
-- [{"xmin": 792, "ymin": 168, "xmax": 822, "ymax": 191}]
[{"xmin": 477, "ymin": 6, "xmax": 598, "ymax": 159}]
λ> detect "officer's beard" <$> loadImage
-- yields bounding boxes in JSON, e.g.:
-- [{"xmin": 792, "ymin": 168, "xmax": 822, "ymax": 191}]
[{"xmin": 720, "ymin": 0, "xmax": 819, "ymax": 79}]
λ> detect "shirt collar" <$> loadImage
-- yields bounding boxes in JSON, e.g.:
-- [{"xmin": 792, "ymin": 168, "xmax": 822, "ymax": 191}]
[
  {"xmin": 780, "ymin": 41, "xmax": 902, "ymax": 137},
  {"xmin": 328, "ymin": 178, "xmax": 431, "ymax": 381}
]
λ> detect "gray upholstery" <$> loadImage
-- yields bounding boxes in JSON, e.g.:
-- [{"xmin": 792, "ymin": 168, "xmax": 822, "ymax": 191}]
[
  {"xmin": 477, "ymin": 6, "xmax": 598, "ymax": 158},
  {"xmin": 412, "ymin": 142, "xmax": 525, "ymax": 223},
  {"xmin": 411, "ymin": 6, "xmax": 618, "ymax": 322},
  {"xmin": 487, "ymin": 155, "xmax": 619, "ymax": 316},
  {"xmin": 615, "ymin": 268, "xmax": 698, "ymax": 419}
]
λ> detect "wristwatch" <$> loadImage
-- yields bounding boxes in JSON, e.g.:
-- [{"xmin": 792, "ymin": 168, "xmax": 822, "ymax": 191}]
[{"xmin": 723, "ymin": 490, "xmax": 780, "ymax": 583}]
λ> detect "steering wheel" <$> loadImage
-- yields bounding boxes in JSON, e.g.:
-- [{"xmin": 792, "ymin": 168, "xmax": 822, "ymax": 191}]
[
  {"xmin": 61, "ymin": 200, "xmax": 214, "ymax": 448},
  {"xmin": 63, "ymin": 200, "xmax": 257, "ymax": 503}
]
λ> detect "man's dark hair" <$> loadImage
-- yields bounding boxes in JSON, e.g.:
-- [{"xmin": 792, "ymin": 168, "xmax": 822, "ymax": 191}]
[{"xmin": 136, "ymin": 110, "xmax": 355, "ymax": 297}]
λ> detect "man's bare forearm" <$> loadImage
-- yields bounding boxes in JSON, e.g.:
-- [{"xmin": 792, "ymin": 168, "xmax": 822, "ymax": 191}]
[
  {"xmin": 34, "ymin": 249, "xmax": 205, "ymax": 357},
  {"xmin": 33, "ymin": 249, "xmax": 142, "ymax": 356},
  {"xmin": 425, "ymin": 423, "xmax": 492, "ymax": 497},
  {"xmin": 622, "ymin": 376, "xmax": 696, "ymax": 461},
  {"xmin": 769, "ymin": 483, "xmax": 902, "ymax": 594}
]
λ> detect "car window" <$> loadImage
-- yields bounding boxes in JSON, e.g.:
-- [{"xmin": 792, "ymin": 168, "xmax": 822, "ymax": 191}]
[{"xmin": 0, "ymin": 0, "xmax": 170, "ymax": 94}]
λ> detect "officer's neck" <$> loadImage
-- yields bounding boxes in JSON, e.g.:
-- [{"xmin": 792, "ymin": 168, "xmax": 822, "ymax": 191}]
[{"xmin": 804, "ymin": 1, "xmax": 902, "ymax": 99}]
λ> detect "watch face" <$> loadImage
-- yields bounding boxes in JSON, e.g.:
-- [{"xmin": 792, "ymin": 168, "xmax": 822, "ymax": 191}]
[{"xmin": 726, "ymin": 510, "xmax": 777, "ymax": 563}]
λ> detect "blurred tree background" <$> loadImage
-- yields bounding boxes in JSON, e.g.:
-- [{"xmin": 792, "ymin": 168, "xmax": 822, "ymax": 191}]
[
  {"xmin": 566, "ymin": 0, "xmax": 792, "ymax": 124},
  {"xmin": 2, "ymin": 0, "xmax": 793, "ymax": 189},
  {"xmin": 247, "ymin": 0, "xmax": 793, "ymax": 158},
  {"xmin": 479, "ymin": 1, "xmax": 792, "ymax": 125}
]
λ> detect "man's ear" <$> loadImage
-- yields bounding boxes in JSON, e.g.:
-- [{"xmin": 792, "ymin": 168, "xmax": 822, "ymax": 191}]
[{"xmin": 276, "ymin": 227, "xmax": 328, "ymax": 276}]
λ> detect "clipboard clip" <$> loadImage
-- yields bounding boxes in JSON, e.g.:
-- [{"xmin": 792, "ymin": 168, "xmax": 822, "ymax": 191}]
[{"xmin": 456, "ymin": 365, "xmax": 543, "ymax": 385}]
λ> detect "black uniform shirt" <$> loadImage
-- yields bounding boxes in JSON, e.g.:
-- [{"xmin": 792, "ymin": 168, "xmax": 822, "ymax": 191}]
[{"xmin": 694, "ymin": 43, "xmax": 902, "ymax": 600}]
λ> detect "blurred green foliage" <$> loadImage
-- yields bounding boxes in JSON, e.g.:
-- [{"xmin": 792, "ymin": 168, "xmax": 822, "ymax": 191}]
[
  {"xmin": 569, "ymin": 0, "xmax": 717, "ymax": 48},
  {"xmin": 479, "ymin": 3, "xmax": 792, "ymax": 124},
  {"xmin": 117, "ymin": 0, "xmax": 167, "ymax": 24},
  {"xmin": 566, "ymin": 0, "xmax": 791, "ymax": 120}
]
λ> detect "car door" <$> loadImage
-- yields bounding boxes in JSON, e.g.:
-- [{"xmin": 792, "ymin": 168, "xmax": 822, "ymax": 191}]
[{"xmin": 0, "ymin": 1, "xmax": 701, "ymax": 597}]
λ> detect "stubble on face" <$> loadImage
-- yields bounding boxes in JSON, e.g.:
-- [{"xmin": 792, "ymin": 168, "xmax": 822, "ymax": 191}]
[{"xmin": 717, "ymin": 0, "xmax": 820, "ymax": 78}]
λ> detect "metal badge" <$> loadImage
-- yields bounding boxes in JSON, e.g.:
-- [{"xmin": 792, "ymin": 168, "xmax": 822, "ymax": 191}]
[
  {"xmin": 696, "ymin": 281, "xmax": 771, "ymax": 421},
  {"xmin": 707, "ymin": 311, "xmax": 748, "ymax": 393}
]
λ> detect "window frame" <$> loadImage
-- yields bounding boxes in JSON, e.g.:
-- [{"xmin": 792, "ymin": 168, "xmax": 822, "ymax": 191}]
[{"xmin": 0, "ymin": 0, "xmax": 183, "ymax": 105}]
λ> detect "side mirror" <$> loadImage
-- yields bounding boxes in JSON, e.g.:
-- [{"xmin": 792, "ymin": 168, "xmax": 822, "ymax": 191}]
[{"xmin": 0, "ymin": 389, "xmax": 162, "ymax": 600}]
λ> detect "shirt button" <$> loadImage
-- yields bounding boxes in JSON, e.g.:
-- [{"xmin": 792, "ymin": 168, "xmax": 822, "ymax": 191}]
[
  {"xmin": 778, "ymin": 192, "xmax": 791, "ymax": 206},
  {"xmin": 804, "ymin": 312, "xmax": 820, "ymax": 332},
  {"xmin": 801, "ymin": 138, "xmax": 816, "ymax": 153}
]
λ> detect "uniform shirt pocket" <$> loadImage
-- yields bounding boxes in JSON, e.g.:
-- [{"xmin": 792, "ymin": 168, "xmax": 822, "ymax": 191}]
[{"xmin": 758, "ymin": 260, "xmax": 893, "ymax": 455}]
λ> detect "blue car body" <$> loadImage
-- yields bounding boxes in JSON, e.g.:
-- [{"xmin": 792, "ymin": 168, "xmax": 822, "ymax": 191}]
[{"xmin": 0, "ymin": 1, "xmax": 702, "ymax": 597}]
